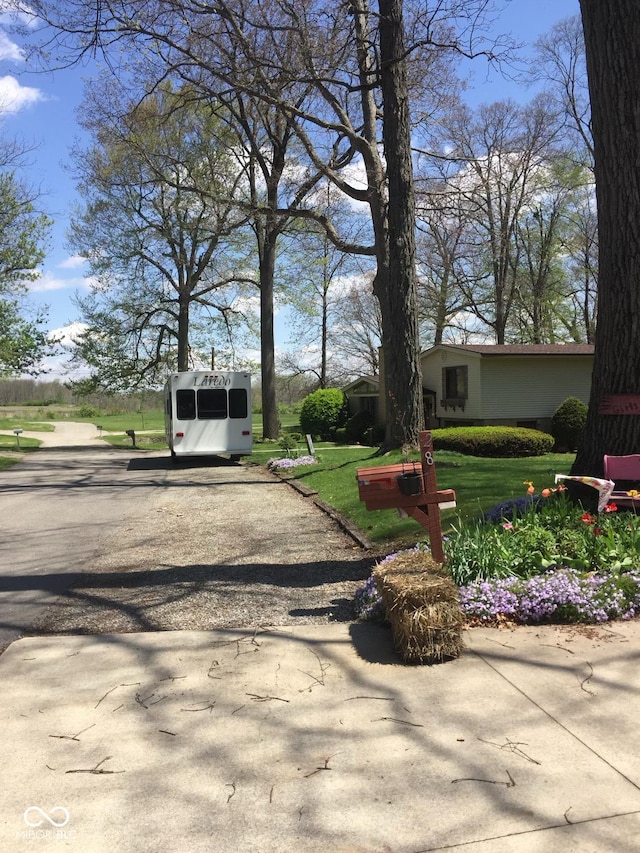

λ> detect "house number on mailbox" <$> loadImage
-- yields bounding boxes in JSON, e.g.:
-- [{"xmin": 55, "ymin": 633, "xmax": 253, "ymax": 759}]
[{"xmin": 423, "ymin": 431, "xmax": 434, "ymax": 465}]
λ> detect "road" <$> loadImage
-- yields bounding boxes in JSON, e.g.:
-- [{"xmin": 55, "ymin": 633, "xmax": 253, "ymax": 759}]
[
  {"xmin": 0, "ymin": 423, "xmax": 370, "ymax": 651},
  {"xmin": 0, "ymin": 427, "xmax": 175, "ymax": 650}
]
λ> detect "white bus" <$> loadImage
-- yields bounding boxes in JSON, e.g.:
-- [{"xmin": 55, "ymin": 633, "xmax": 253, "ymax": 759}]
[{"xmin": 164, "ymin": 370, "xmax": 253, "ymax": 459}]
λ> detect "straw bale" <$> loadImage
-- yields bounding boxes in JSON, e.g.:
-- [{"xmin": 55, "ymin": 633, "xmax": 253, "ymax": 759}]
[
  {"xmin": 373, "ymin": 553, "xmax": 464, "ymax": 664},
  {"xmin": 387, "ymin": 599, "xmax": 464, "ymax": 664},
  {"xmin": 375, "ymin": 550, "xmax": 444, "ymax": 580}
]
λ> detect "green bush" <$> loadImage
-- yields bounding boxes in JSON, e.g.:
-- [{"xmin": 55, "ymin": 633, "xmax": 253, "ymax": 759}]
[
  {"xmin": 551, "ymin": 397, "xmax": 588, "ymax": 451},
  {"xmin": 278, "ymin": 433, "xmax": 298, "ymax": 455},
  {"xmin": 299, "ymin": 388, "xmax": 346, "ymax": 440},
  {"xmin": 344, "ymin": 410, "xmax": 374, "ymax": 444},
  {"xmin": 78, "ymin": 404, "xmax": 100, "ymax": 418},
  {"xmin": 432, "ymin": 426, "xmax": 554, "ymax": 458}
]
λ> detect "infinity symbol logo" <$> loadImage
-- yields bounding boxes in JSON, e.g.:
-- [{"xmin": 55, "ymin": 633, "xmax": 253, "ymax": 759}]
[{"xmin": 23, "ymin": 806, "xmax": 70, "ymax": 828}]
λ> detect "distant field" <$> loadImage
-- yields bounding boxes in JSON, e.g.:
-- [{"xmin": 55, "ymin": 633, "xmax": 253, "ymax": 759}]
[{"xmin": 0, "ymin": 405, "xmax": 76, "ymax": 420}]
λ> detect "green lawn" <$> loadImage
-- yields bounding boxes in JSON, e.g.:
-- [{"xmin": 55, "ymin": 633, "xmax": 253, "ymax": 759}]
[
  {"xmin": 80, "ymin": 412, "xmax": 166, "ymax": 431},
  {"xmin": 0, "ymin": 418, "xmax": 55, "ymax": 431},
  {"xmin": 257, "ymin": 447, "xmax": 576, "ymax": 548},
  {"xmin": 0, "ymin": 434, "xmax": 41, "ymax": 453},
  {"xmin": 102, "ymin": 432, "xmax": 168, "ymax": 450}
]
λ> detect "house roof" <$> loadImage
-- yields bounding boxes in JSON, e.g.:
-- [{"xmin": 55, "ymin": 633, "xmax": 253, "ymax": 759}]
[
  {"xmin": 343, "ymin": 375, "xmax": 379, "ymax": 393},
  {"xmin": 422, "ymin": 343, "xmax": 594, "ymax": 357}
]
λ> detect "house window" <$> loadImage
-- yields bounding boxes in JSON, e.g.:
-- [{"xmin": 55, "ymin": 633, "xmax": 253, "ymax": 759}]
[{"xmin": 442, "ymin": 365, "xmax": 468, "ymax": 409}]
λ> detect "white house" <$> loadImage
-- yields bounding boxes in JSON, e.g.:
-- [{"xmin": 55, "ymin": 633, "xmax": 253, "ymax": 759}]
[
  {"xmin": 422, "ymin": 343, "xmax": 594, "ymax": 432},
  {"xmin": 345, "ymin": 344, "xmax": 594, "ymax": 433}
]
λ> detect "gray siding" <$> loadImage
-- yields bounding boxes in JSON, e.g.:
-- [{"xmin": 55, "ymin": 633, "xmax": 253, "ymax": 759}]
[{"xmin": 480, "ymin": 357, "xmax": 592, "ymax": 419}]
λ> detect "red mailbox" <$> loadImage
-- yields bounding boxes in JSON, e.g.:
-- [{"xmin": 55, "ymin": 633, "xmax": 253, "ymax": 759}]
[{"xmin": 356, "ymin": 431, "xmax": 455, "ymax": 563}]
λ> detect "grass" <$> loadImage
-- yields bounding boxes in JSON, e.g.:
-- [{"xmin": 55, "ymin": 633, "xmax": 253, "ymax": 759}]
[
  {"xmin": 0, "ymin": 418, "xmax": 55, "ymax": 431},
  {"xmin": 77, "ymin": 412, "xmax": 166, "ymax": 431},
  {"xmin": 0, "ymin": 434, "xmax": 41, "ymax": 452},
  {"xmin": 102, "ymin": 433, "xmax": 168, "ymax": 450},
  {"xmin": 253, "ymin": 447, "xmax": 576, "ymax": 547}
]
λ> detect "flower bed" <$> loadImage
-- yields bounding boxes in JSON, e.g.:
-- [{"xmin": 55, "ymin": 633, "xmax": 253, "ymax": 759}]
[
  {"xmin": 267, "ymin": 455, "xmax": 317, "ymax": 471},
  {"xmin": 354, "ymin": 483, "xmax": 640, "ymax": 627}
]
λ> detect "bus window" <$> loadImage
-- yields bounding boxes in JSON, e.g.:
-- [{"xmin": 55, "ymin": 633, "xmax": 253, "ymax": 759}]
[
  {"xmin": 176, "ymin": 389, "xmax": 196, "ymax": 420},
  {"xmin": 229, "ymin": 388, "xmax": 248, "ymax": 419},
  {"xmin": 197, "ymin": 388, "xmax": 227, "ymax": 419}
]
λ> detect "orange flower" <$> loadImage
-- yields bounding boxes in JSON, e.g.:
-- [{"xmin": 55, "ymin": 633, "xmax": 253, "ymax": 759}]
[{"xmin": 541, "ymin": 488, "xmax": 551, "ymax": 498}]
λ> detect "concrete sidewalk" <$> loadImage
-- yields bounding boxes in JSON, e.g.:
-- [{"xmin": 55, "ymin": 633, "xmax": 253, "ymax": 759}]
[{"xmin": 2, "ymin": 622, "xmax": 640, "ymax": 852}]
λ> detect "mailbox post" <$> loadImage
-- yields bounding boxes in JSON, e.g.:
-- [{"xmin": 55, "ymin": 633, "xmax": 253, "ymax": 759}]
[
  {"xmin": 356, "ymin": 430, "xmax": 456, "ymax": 563},
  {"xmin": 13, "ymin": 428, "xmax": 23, "ymax": 449}
]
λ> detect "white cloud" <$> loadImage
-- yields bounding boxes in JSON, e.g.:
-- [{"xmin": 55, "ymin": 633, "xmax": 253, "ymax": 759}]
[
  {"xmin": 58, "ymin": 254, "xmax": 87, "ymax": 270},
  {"xmin": 28, "ymin": 270, "xmax": 93, "ymax": 293},
  {"xmin": 0, "ymin": 74, "xmax": 43, "ymax": 114},
  {"xmin": 49, "ymin": 320, "xmax": 86, "ymax": 348},
  {"xmin": 0, "ymin": 30, "xmax": 22, "ymax": 61},
  {"xmin": 0, "ymin": 4, "xmax": 38, "ymax": 33}
]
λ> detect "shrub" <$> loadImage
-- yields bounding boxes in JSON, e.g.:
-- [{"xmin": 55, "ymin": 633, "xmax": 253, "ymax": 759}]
[
  {"xmin": 334, "ymin": 427, "xmax": 347, "ymax": 444},
  {"xmin": 78, "ymin": 404, "xmax": 100, "ymax": 418},
  {"xmin": 432, "ymin": 426, "xmax": 554, "ymax": 457},
  {"xmin": 278, "ymin": 433, "xmax": 298, "ymax": 456},
  {"xmin": 299, "ymin": 388, "xmax": 346, "ymax": 440},
  {"xmin": 551, "ymin": 397, "xmax": 588, "ymax": 451},
  {"xmin": 344, "ymin": 410, "xmax": 374, "ymax": 444}
]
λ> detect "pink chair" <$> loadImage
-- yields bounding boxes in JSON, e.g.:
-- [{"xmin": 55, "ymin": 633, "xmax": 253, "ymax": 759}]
[{"xmin": 603, "ymin": 455, "xmax": 640, "ymax": 507}]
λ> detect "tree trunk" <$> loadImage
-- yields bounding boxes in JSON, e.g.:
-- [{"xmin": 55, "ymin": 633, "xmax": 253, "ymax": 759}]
[
  {"xmin": 259, "ymin": 227, "xmax": 280, "ymax": 439},
  {"xmin": 573, "ymin": 0, "xmax": 640, "ymax": 474},
  {"xmin": 177, "ymin": 292, "xmax": 190, "ymax": 371},
  {"xmin": 378, "ymin": 0, "xmax": 423, "ymax": 449}
]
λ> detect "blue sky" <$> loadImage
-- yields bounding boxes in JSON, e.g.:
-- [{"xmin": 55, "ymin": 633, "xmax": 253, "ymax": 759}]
[{"xmin": 0, "ymin": 0, "xmax": 581, "ymax": 378}]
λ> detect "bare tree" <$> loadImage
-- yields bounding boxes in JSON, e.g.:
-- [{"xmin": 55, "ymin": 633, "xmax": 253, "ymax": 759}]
[
  {"xmin": 414, "ymin": 185, "xmax": 473, "ymax": 344},
  {"xmin": 427, "ymin": 96, "xmax": 561, "ymax": 343},
  {"xmin": 532, "ymin": 14, "xmax": 593, "ymax": 165},
  {"xmin": 330, "ymin": 276, "xmax": 383, "ymax": 378}
]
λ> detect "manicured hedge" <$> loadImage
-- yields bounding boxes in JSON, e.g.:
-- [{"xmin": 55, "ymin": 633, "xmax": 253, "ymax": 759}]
[{"xmin": 432, "ymin": 426, "xmax": 555, "ymax": 458}]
